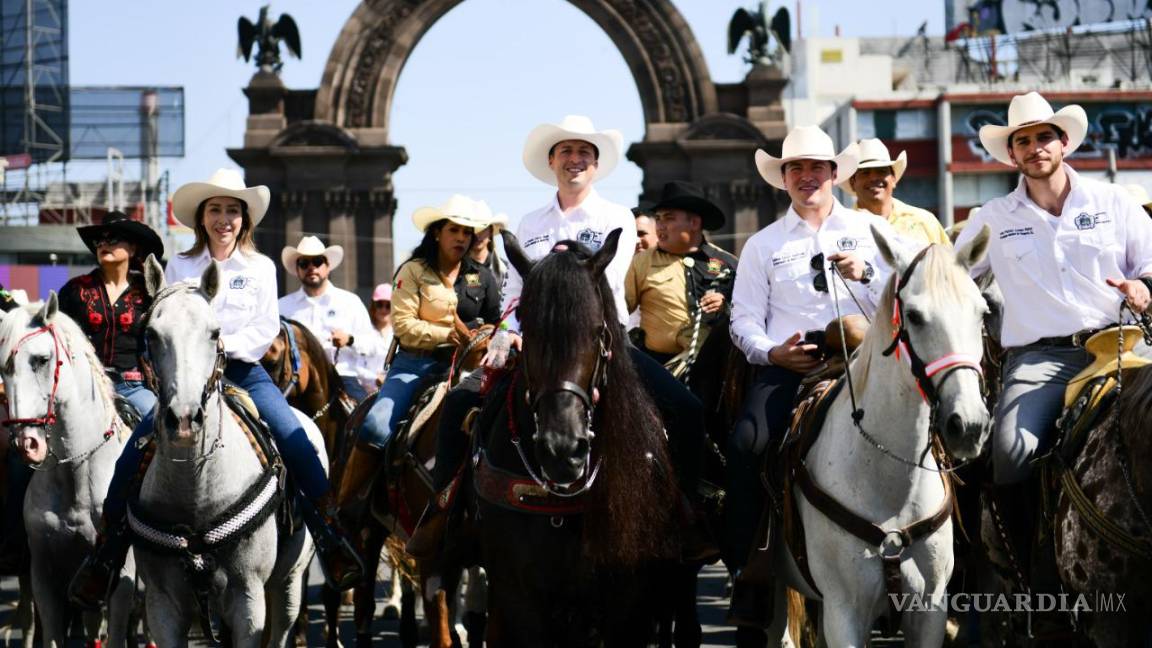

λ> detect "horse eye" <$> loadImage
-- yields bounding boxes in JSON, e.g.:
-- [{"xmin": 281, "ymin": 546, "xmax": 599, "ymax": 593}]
[
  {"xmin": 905, "ymin": 309, "xmax": 926, "ymax": 326},
  {"xmin": 29, "ymin": 354, "xmax": 49, "ymax": 370}
]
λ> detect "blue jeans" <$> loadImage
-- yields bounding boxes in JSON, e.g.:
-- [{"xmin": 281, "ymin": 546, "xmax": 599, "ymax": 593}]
[
  {"xmin": 340, "ymin": 375, "xmax": 368, "ymax": 403},
  {"xmin": 113, "ymin": 380, "xmax": 156, "ymax": 418},
  {"xmin": 359, "ymin": 351, "xmax": 446, "ymax": 449},
  {"xmin": 103, "ymin": 360, "xmax": 330, "ymax": 521}
]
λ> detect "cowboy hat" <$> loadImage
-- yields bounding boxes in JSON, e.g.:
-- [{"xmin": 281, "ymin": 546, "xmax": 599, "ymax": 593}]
[
  {"xmin": 651, "ymin": 181, "xmax": 726, "ymax": 230},
  {"xmin": 468, "ymin": 199, "xmax": 510, "ymax": 230},
  {"xmin": 77, "ymin": 211, "xmax": 165, "ymax": 261},
  {"xmin": 170, "ymin": 168, "xmax": 271, "ymax": 230},
  {"xmin": 755, "ymin": 126, "xmax": 859, "ymax": 190},
  {"xmin": 412, "ymin": 195, "xmax": 495, "ymax": 232},
  {"xmin": 522, "ymin": 115, "xmax": 623, "ymax": 186},
  {"xmin": 838, "ymin": 139, "xmax": 908, "ymax": 195},
  {"xmin": 486, "ymin": 212, "xmax": 510, "ymax": 230},
  {"xmin": 978, "ymin": 92, "xmax": 1088, "ymax": 167},
  {"xmin": 1125, "ymin": 184, "xmax": 1152, "ymax": 208},
  {"xmin": 281, "ymin": 235, "xmax": 344, "ymax": 273}
]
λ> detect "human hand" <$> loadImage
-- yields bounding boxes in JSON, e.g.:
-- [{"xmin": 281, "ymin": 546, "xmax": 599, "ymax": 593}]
[
  {"xmin": 767, "ymin": 331, "xmax": 822, "ymax": 373},
  {"xmin": 827, "ymin": 252, "xmax": 867, "ymax": 282},
  {"xmin": 698, "ymin": 290, "xmax": 725, "ymax": 314},
  {"xmin": 1106, "ymin": 277, "xmax": 1151, "ymax": 313}
]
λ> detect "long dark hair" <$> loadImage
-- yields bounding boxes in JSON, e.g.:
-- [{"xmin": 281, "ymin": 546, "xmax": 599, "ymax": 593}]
[
  {"xmin": 402, "ymin": 219, "xmax": 477, "ymax": 275},
  {"xmin": 517, "ymin": 240, "xmax": 678, "ymax": 566}
]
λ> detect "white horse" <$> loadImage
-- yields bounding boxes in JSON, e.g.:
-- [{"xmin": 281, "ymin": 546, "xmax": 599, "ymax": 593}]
[
  {"xmin": 0, "ymin": 297, "xmax": 136, "ymax": 647},
  {"xmin": 132, "ymin": 258, "xmax": 318, "ymax": 647},
  {"xmin": 765, "ymin": 227, "xmax": 993, "ymax": 647}
]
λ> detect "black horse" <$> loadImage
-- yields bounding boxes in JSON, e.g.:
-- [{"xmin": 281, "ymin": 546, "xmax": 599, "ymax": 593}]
[{"xmin": 473, "ymin": 228, "xmax": 680, "ymax": 646}]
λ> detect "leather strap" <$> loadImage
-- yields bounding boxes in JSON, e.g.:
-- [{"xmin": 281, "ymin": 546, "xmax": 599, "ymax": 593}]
[{"xmin": 474, "ymin": 450, "xmax": 585, "ymax": 516}]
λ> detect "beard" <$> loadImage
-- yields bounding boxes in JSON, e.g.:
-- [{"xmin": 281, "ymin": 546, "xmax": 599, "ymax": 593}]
[
  {"xmin": 300, "ymin": 274, "xmax": 324, "ymax": 288},
  {"xmin": 1017, "ymin": 151, "xmax": 1063, "ymax": 180}
]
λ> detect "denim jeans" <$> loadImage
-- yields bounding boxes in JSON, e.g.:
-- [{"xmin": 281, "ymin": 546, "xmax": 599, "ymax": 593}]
[
  {"xmin": 340, "ymin": 375, "xmax": 368, "ymax": 404},
  {"xmin": 359, "ymin": 351, "xmax": 446, "ymax": 449},
  {"xmin": 113, "ymin": 380, "xmax": 156, "ymax": 418},
  {"xmin": 104, "ymin": 360, "xmax": 330, "ymax": 521}
]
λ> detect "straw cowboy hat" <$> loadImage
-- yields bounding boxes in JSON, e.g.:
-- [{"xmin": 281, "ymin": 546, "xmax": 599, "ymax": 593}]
[
  {"xmin": 651, "ymin": 181, "xmax": 727, "ymax": 230},
  {"xmin": 170, "ymin": 168, "xmax": 271, "ymax": 230},
  {"xmin": 77, "ymin": 211, "xmax": 165, "ymax": 261},
  {"xmin": 281, "ymin": 235, "xmax": 344, "ymax": 273},
  {"xmin": 978, "ymin": 92, "xmax": 1088, "ymax": 167},
  {"xmin": 522, "ymin": 115, "xmax": 623, "ymax": 186},
  {"xmin": 755, "ymin": 126, "xmax": 859, "ymax": 190},
  {"xmin": 838, "ymin": 138, "xmax": 908, "ymax": 195},
  {"xmin": 412, "ymin": 195, "xmax": 499, "ymax": 232}
]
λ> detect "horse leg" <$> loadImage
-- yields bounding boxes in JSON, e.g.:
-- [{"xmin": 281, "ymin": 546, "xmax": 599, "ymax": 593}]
[
  {"xmin": 320, "ymin": 583, "xmax": 342, "ymax": 648},
  {"xmin": 292, "ymin": 569, "xmax": 310, "ymax": 647},
  {"xmin": 28, "ymin": 559, "xmax": 66, "ymax": 648},
  {"xmin": 672, "ymin": 564, "xmax": 703, "ymax": 648},
  {"xmin": 397, "ymin": 580, "xmax": 418, "ymax": 648},
  {"xmin": 460, "ymin": 567, "xmax": 486, "ymax": 648},
  {"xmin": 142, "ymin": 587, "xmax": 191, "ymax": 648},
  {"xmin": 103, "ymin": 550, "xmax": 136, "ymax": 648},
  {"xmin": 16, "ymin": 569, "xmax": 36, "ymax": 648},
  {"xmin": 818, "ymin": 595, "xmax": 868, "ymax": 648},
  {"xmin": 382, "ymin": 558, "xmax": 403, "ymax": 621},
  {"xmin": 224, "ymin": 582, "xmax": 268, "ymax": 648},
  {"xmin": 352, "ymin": 523, "xmax": 387, "ymax": 647}
]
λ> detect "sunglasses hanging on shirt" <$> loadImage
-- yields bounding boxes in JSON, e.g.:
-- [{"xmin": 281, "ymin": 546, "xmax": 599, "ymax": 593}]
[{"xmin": 811, "ymin": 253, "xmax": 828, "ymax": 293}]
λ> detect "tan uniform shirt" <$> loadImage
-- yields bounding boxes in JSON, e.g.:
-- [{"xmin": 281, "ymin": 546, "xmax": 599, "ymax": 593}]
[
  {"xmin": 862, "ymin": 198, "xmax": 950, "ymax": 246},
  {"xmin": 392, "ymin": 260, "xmax": 457, "ymax": 350}
]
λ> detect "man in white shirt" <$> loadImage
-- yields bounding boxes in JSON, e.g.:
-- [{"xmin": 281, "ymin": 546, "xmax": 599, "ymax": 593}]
[
  {"xmin": 278, "ymin": 236, "xmax": 382, "ymax": 402},
  {"xmin": 725, "ymin": 125, "xmax": 898, "ymax": 631},
  {"xmin": 955, "ymin": 94, "xmax": 1152, "ymax": 609},
  {"xmin": 406, "ymin": 116, "xmax": 713, "ymax": 562}
]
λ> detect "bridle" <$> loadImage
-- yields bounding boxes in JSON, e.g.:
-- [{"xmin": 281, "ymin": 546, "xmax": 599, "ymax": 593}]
[
  {"xmin": 138, "ymin": 284, "xmax": 228, "ymax": 462},
  {"xmin": 2, "ymin": 322, "xmax": 119, "ymax": 468},
  {"xmin": 507, "ymin": 320, "xmax": 612, "ymax": 497}
]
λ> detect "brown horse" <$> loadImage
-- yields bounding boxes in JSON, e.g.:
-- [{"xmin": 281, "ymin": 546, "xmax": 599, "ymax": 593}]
[
  {"xmin": 337, "ymin": 325, "xmax": 492, "ymax": 648},
  {"xmin": 261, "ymin": 318, "xmax": 355, "ymax": 646}
]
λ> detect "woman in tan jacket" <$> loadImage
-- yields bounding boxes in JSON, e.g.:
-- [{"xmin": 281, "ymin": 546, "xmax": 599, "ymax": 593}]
[{"xmin": 340, "ymin": 196, "xmax": 501, "ymax": 502}]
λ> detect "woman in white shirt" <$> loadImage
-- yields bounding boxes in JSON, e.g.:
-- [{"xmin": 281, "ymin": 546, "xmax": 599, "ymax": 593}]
[{"xmin": 69, "ymin": 170, "xmax": 363, "ymax": 609}]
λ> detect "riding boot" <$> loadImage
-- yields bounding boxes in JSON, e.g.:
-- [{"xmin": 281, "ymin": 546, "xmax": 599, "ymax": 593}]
[
  {"xmin": 334, "ymin": 441, "xmax": 384, "ymax": 508},
  {"xmin": 678, "ymin": 495, "xmax": 721, "ymax": 565},
  {"xmin": 68, "ymin": 521, "xmax": 132, "ymax": 611},
  {"xmin": 726, "ymin": 575, "xmax": 775, "ymax": 629},
  {"xmin": 405, "ymin": 501, "xmax": 449, "ymax": 560},
  {"xmin": 303, "ymin": 492, "xmax": 366, "ymax": 592}
]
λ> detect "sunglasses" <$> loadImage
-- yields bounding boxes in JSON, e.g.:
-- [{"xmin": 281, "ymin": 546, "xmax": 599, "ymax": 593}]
[
  {"xmin": 296, "ymin": 256, "xmax": 327, "ymax": 269},
  {"xmin": 94, "ymin": 235, "xmax": 124, "ymax": 248},
  {"xmin": 811, "ymin": 253, "xmax": 828, "ymax": 293},
  {"xmin": 372, "ymin": 300, "xmax": 391, "ymax": 309}
]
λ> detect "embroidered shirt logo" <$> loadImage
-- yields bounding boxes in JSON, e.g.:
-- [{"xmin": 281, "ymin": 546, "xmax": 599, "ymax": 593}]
[
  {"xmin": 327, "ymin": 309, "xmax": 337, "ymax": 318},
  {"xmin": 576, "ymin": 228, "xmax": 604, "ymax": 249},
  {"xmin": 836, "ymin": 237, "xmax": 858, "ymax": 251},
  {"xmin": 707, "ymin": 258, "xmax": 722, "ymax": 274},
  {"xmin": 229, "ymin": 276, "xmax": 249, "ymax": 290},
  {"xmin": 1075, "ymin": 212, "xmax": 1096, "ymax": 231},
  {"xmin": 465, "ymin": 273, "xmax": 481, "ymax": 287}
]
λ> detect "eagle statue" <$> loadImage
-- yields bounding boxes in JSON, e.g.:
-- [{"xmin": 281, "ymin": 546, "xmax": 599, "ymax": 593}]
[
  {"xmin": 237, "ymin": 5, "xmax": 302, "ymax": 74},
  {"xmin": 727, "ymin": 1, "xmax": 791, "ymax": 66}
]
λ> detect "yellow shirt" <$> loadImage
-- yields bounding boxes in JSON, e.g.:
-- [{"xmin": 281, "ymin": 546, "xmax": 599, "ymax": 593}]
[
  {"xmin": 857, "ymin": 198, "xmax": 950, "ymax": 246},
  {"xmin": 391, "ymin": 260, "xmax": 458, "ymax": 350}
]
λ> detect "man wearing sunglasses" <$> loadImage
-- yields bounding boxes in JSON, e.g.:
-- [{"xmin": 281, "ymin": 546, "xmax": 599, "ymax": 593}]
[
  {"xmin": 724, "ymin": 126, "xmax": 903, "ymax": 634},
  {"xmin": 278, "ymin": 235, "xmax": 382, "ymax": 402}
]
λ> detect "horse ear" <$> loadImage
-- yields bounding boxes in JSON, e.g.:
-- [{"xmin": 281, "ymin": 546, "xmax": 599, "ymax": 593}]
[
  {"xmin": 871, "ymin": 225, "xmax": 913, "ymax": 275},
  {"xmin": 200, "ymin": 261, "xmax": 221, "ymax": 301},
  {"xmin": 500, "ymin": 229, "xmax": 535, "ymax": 278},
  {"xmin": 588, "ymin": 228, "xmax": 622, "ymax": 279},
  {"xmin": 34, "ymin": 291, "xmax": 59, "ymax": 325},
  {"xmin": 143, "ymin": 254, "xmax": 166, "ymax": 297},
  {"xmin": 955, "ymin": 224, "xmax": 990, "ymax": 271}
]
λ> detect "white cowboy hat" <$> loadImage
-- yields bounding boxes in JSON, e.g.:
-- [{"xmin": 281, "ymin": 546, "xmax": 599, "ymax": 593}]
[
  {"xmin": 522, "ymin": 115, "xmax": 623, "ymax": 186},
  {"xmin": 280, "ymin": 235, "xmax": 344, "ymax": 273},
  {"xmin": 838, "ymin": 139, "xmax": 908, "ymax": 195},
  {"xmin": 8, "ymin": 289, "xmax": 28, "ymax": 305},
  {"xmin": 755, "ymin": 126, "xmax": 859, "ymax": 190},
  {"xmin": 412, "ymin": 194, "xmax": 496, "ymax": 232},
  {"xmin": 487, "ymin": 212, "xmax": 510, "ymax": 230},
  {"xmin": 1125, "ymin": 184, "xmax": 1152, "ymax": 207},
  {"xmin": 978, "ymin": 92, "xmax": 1088, "ymax": 167},
  {"xmin": 171, "ymin": 168, "xmax": 271, "ymax": 230}
]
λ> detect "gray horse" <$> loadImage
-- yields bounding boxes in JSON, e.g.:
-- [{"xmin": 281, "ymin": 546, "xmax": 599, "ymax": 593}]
[
  {"xmin": 132, "ymin": 257, "xmax": 317, "ymax": 647},
  {"xmin": 0, "ymin": 297, "xmax": 135, "ymax": 647}
]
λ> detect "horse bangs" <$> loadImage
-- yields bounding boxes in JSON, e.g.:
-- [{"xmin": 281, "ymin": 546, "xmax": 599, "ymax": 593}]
[
  {"xmin": 0, "ymin": 304, "xmax": 35, "ymax": 362},
  {"xmin": 518, "ymin": 249, "xmax": 603, "ymax": 383}
]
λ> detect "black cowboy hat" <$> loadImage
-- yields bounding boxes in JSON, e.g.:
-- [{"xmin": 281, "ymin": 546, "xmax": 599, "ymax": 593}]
[
  {"xmin": 630, "ymin": 199, "xmax": 657, "ymax": 218},
  {"xmin": 651, "ymin": 181, "xmax": 726, "ymax": 230},
  {"xmin": 77, "ymin": 211, "xmax": 165, "ymax": 261}
]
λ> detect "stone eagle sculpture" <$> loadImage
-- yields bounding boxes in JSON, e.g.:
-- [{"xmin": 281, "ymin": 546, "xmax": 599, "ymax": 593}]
[
  {"xmin": 727, "ymin": 1, "xmax": 791, "ymax": 66},
  {"xmin": 237, "ymin": 5, "xmax": 302, "ymax": 74}
]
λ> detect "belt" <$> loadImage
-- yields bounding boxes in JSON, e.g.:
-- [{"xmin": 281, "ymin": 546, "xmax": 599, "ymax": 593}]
[
  {"xmin": 1026, "ymin": 328, "xmax": 1101, "ymax": 349},
  {"xmin": 106, "ymin": 369, "xmax": 144, "ymax": 383},
  {"xmin": 398, "ymin": 346, "xmax": 455, "ymax": 363}
]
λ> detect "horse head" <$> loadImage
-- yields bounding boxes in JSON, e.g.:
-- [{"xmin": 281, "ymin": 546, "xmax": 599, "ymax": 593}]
[
  {"xmin": 502, "ymin": 227, "xmax": 620, "ymax": 486},
  {"xmin": 0, "ymin": 293, "xmax": 104, "ymax": 465},
  {"xmin": 142, "ymin": 255, "xmax": 225, "ymax": 452},
  {"xmin": 874, "ymin": 225, "xmax": 993, "ymax": 460}
]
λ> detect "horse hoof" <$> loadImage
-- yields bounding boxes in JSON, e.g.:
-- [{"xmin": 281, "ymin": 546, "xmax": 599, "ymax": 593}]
[{"xmin": 382, "ymin": 603, "xmax": 400, "ymax": 621}]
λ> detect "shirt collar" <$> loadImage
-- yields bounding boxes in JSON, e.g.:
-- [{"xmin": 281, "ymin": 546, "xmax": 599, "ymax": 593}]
[
  {"xmin": 197, "ymin": 247, "xmax": 251, "ymax": 268},
  {"xmin": 545, "ymin": 187, "xmax": 602, "ymax": 216},
  {"xmin": 784, "ymin": 197, "xmax": 852, "ymax": 232},
  {"xmin": 1007, "ymin": 162, "xmax": 1080, "ymax": 211}
]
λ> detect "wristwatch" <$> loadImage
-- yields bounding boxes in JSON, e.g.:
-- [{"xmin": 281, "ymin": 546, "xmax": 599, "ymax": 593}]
[
  {"xmin": 347, "ymin": 335, "xmax": 355, "ymax": 347},
  {"xmin": 860, "ymin": 262, "xmax": 875, "ymax": 285}
]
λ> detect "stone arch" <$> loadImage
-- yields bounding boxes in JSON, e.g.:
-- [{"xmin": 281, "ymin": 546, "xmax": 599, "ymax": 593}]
[{"xmin": 315, "ymin": 0, "xmax": 718, "ymax": 135}]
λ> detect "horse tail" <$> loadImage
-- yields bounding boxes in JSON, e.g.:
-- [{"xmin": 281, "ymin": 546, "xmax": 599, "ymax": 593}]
[{"xmin": 786, "ymin": 588, "xmax": 807, "ymax": 648}]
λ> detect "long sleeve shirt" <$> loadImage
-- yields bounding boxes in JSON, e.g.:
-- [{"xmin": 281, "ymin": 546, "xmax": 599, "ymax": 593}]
[
  {"xmin": 278, "ymin": 283, "xmax": 382, "ymax": 379},
  {"xmin": 164, "ymin": 248, "xmax": 280, "ymax": 364},
  {"xmin": 57, "ymin": 269, "xmax": 151, "ymax": 374},
  {"xmin": 730, "ymin": 199, "xmax": 899, "ymax": 366},
  {"xmin": 500, "ymin": 189, "xmax": 638, "ymax": 331},
  {"xmin": 955, "ymin": 164, "xmax": 1152, "ymax": 348}
]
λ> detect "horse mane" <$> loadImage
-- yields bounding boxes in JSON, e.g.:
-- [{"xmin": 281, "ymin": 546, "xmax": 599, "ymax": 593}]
[
  {"xmin": 283, "ymin": 318, "xmax": 343, "ymax": 390},
  {"xmin": 851, "ymin": 244, "xmax": 972, "ymax": 394},
  {"xmin": 518, "ymin": 242, "xmax": 678, "ymax": 566},
  {"xmin": 0, "ymin": 303, "xmax": 116, "ymax": 421}
]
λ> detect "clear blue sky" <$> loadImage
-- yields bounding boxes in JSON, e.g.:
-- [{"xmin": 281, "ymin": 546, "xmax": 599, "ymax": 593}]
[{"xmin": 67, "ymin": 0, "xmax": 944, "ymax": 259}]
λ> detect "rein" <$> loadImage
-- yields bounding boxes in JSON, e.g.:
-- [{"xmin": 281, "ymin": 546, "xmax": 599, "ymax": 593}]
[
  {"xmin": 277, "ymin": 318, "xmax": 302, "ymax": 397},
  {"xmin": 2, "ymin": 322, "xmax": 121, "ymax": 469}
]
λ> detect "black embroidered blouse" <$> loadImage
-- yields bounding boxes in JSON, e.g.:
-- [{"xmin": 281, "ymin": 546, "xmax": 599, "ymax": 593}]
[{"xmin": 57, "ymin": 269, "xmax": 152, "ymax": 375}]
